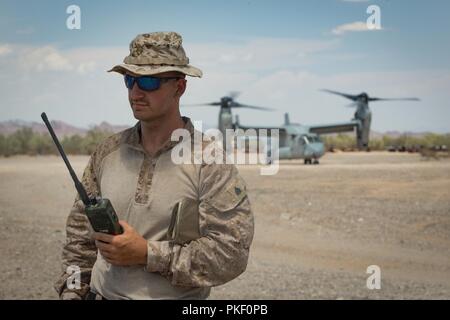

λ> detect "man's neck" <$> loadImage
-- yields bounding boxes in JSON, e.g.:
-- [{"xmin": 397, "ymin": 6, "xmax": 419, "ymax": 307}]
[{"xmin": 139, "ymin": 113, "xmax": 185, "ymax": 157}]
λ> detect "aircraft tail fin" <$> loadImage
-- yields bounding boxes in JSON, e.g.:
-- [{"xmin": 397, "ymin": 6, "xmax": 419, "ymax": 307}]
[{"xmin": 284, "ymin": 113, "xmax": 290, "ymax": 125}]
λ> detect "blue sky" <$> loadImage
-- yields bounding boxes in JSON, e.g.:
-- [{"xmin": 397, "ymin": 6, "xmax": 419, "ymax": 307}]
[{"xmin": 1, "ymin": 0, "xmax": 449, "ymax": 132}]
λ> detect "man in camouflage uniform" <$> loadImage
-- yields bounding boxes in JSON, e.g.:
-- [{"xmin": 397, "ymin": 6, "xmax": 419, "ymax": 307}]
[{"xmin": 54, "ymin": 32, "xmax": 254, "ymax": 300}]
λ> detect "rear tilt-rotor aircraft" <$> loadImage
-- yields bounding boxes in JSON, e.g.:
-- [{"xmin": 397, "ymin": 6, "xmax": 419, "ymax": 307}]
[{"xmin": 319, "ymin": 89, "xmax": 420, "ymax": 150}]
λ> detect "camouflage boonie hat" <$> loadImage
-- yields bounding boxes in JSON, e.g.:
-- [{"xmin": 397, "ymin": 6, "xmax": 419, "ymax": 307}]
[{"xmin": 108, "ymin": 31, "xmax": 202, "ymax": 77}]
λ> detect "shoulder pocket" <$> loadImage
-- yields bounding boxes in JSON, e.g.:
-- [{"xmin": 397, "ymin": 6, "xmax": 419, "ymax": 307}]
[
  {"xmin": 207, "ymin": 175, "xmax": 247, "ymax": 212},
  {"xmin": 167, "ymin": 198, "xmax": 201, "ymax": 245}
]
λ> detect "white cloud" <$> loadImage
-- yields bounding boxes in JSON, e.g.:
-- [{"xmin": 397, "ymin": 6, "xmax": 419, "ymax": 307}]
[
  {"xmin": 76, "ymin": 61, "xmax": 97, "ymax": 74},
  {"xmin": 184, "ymin": 67, "xmax": 450, "ymax": 133},
  {"xmin": 0, "ymin": 44, "xmax": 126, "ymax": 75},
  {"xmin": 186, "ymin": 38, "xmax": 340, "ymax": 72},
  {"xmin": 332, "ymin": 21, "xmax": 381, "ymax": 35},
  {"xmin": 0, "ymin": 44, "xmax": 12, "ymax": 56},
  {"xmin": 0, "ymin": 38, "xmax": 338, "ymax": 76},
  {"xmin": 22, "ymin": 46, "xmax": 74, "ymax": 72},
  {"xmin": 0, "ymin": 39, "xmax": 448, "ymax": 133}
]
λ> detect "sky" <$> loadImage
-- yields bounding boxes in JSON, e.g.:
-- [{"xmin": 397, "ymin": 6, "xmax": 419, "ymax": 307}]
[{"xmin": 0, "ymin": 0, "xmax": 449, "ymax": 132}]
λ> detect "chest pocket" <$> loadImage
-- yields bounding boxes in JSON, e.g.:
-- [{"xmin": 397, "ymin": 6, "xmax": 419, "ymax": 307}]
[
  {"xmin": 206, "ymin": 175, "xmax": 247, "ymax": 212},
  {"xmin": 167, "ymin": 197, "xmax": 201, "ymax": 245}
]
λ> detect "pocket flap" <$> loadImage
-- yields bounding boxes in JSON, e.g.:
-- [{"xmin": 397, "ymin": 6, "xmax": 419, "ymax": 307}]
[{"xmin": 207, "ymin": 176, "xmax": 247, "ymax": 212}]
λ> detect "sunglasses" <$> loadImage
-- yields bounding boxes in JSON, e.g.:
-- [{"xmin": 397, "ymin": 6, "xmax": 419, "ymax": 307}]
[{"xmin": 124, "ymin": 74, "xmax": 181, "ymax": 91}]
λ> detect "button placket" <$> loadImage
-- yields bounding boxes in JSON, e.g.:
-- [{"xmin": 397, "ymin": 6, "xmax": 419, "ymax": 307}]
[{"xmin": 134, "ymin": 154, "xmax": 154, "ymax": 205}]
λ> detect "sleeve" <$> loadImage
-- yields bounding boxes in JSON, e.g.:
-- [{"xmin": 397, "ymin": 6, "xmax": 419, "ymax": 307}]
[
  {"xmin": 145, "ymin": 163, "xmax": 254, "ymax": 287},
  {"xmin": 53, "ymin": 155, "xmax": 99, "ymax": 299}
]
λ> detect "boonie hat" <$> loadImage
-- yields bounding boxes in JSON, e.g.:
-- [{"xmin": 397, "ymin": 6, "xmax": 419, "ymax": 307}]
[{"xmin": 108, "ymin": 31, "xmax": 202, "ymax": 77}]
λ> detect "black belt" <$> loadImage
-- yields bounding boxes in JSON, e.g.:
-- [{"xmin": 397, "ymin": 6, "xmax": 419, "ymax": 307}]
[{"xmin": 85, "ymin": 291, "xmax": 107, "ymax": 300}]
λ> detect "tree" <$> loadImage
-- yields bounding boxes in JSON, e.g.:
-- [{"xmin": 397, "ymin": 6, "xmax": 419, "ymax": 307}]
[
  {"xmin": 10, "ymin": 127, "xmax": 34, "ymax": 155},
  {"xmin": 62, "ymin": 134, "xmax": 85, "ymax": 154},
  {"xmin": 0, "ymin": 134, "xmax": 6, "ymax": 156},
  {"xmin": 29, "ymin": 133, "xmax": 56, "ymax": 155},
  {"xmin": 82, "ymin": 128, "xmax": 113, "ymax": 155}
]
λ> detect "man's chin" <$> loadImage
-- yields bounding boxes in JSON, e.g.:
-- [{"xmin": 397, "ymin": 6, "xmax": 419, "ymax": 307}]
[
  {"xmin": 132, "ymin": 111, "xmax": 163, "ymax": 122},
  {"xmin": 132, "ymin": 104, "xmax": 150, "ymax": 112}
]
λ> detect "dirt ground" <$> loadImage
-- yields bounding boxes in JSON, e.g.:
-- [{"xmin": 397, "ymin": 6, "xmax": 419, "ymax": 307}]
[{"xmin": 0, "ymin": 152, "xmax": 449, "ymax": 299}]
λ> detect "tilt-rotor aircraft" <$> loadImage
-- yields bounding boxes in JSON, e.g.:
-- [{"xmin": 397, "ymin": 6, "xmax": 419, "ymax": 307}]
[{"xmin": 185, "ymin": 90, "xmax": 420, "ymax": 164}]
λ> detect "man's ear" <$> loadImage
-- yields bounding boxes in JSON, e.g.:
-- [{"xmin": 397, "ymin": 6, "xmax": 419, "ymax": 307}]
[{"xmin": 174, "ymin": 79, "xmax": 187, "ymax": 98}]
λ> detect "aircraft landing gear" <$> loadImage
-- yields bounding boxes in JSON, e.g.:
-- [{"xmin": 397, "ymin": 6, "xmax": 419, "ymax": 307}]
[{"xmin": 304, "ymin": 158, "xmax": 319, "ymax": 165}]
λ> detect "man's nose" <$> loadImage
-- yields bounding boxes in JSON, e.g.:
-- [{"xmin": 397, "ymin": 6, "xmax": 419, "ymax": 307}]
[{"xmin": 129, "ymin": 82, "xmax": 145, "ymax": 99}]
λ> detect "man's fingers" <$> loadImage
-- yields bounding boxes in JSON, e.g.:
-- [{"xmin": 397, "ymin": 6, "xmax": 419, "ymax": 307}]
[
  {"xmin": 95, "ymin": 240, "xmax": 114, "ymax": 253},
  {"xmin": 100, "ymin": 250, "xmax": 113, "ymax": 260},
  {"xmin": 103, "ymin": 256, "xmax": 115, "ymax": 264},
  {"xmin": 99, "ymin": 249, "xmax": 119, "ymax": 263},
  {"xmin": 92, "ymin": 232, "xmax": 114, "ymax": 243},
  {"xmin": 118, "ymin": 220, "xmax": 131, "ymax": 232}
]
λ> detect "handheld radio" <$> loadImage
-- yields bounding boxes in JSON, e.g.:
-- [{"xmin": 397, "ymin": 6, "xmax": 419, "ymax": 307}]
[{"xmin": 41, "ymin": 112, "xmax": 123, "ymax": 235}]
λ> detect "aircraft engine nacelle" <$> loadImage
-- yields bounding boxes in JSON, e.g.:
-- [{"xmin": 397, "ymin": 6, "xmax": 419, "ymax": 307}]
[{"xmin": 355, "ymin": 111, "xmax": 371, "ymax": 150}]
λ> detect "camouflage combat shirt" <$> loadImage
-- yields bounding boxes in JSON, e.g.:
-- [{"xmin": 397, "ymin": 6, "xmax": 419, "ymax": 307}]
[{"xmin": 54, "ymin": 117, "xmax": 254, "ymax": 299}]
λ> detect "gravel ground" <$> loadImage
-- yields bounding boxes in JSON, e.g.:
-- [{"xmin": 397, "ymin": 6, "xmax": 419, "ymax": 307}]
[{"xmin": 0, "ymin": 152, "xmax": 449, "ymax": 299}]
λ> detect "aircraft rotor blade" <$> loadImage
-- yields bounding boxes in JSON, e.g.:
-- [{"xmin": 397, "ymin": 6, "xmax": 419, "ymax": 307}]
[
  {"xmin": 231, "ymin": 102, "xmax": 273, "ymax": 111},
  {"xmin": 369, "ymin": 97, "xmax": 420, "ymax": 102},
  {"xmin": 321, "ymin": 89, "xmax": 359, "ymax": 101},
  {"xmin": 182, "ymin": 102, "xmax": 221, "ymax": 107}
]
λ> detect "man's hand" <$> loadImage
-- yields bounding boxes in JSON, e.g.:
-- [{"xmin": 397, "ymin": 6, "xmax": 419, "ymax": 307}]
[{"xmin": 93, "ymin": 221, "xmax": 148, "ymax": 267}]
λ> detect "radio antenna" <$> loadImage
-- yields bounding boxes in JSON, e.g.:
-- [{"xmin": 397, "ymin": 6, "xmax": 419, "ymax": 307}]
[{"xmin": 41, "ymin": 112, "xmax": 95, "ymax": 206}]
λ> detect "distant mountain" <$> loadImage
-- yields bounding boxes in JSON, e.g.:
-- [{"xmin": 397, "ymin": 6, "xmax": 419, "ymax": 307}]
[
  {"xmin": 93, "ymin": 122, "xmax": 130, "ymax": 134},
  {"xmin": 0, "ymin": 120, "xmax": 130, "ymax": 137},
  {"xmin": 0, "ymin": 119, "xmax": 441, "ymax": 138}
]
